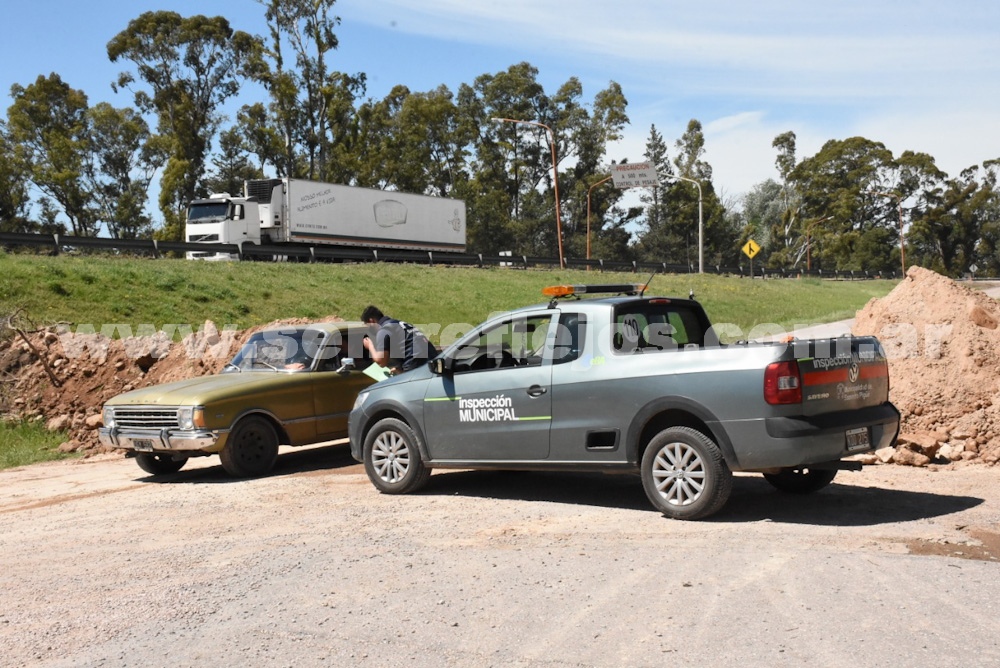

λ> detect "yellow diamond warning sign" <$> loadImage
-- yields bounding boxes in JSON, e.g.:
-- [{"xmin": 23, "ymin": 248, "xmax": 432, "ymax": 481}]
[{"xmin": 742, "ymin": 239, "xmax": 760, "ymax": 259}]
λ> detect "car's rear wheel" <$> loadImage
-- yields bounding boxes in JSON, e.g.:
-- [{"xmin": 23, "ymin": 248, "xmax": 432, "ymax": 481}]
[
  {"xmin": 363, "ymin": 417, "xmax": 431, "ymax": 494},
  {"xmin": 763, "ymin": 468, "xmax": 838, "ymax": 494},
  {"xmin": 135, "ymin": 453, "xmax": 187, "ymax": 475},
  {"xmin": 220, "ymin": 415, "xmax": 279, "ymax": 477},
  {"xmin": 640, "ymin": 426, "xmax": 732, "ymax": 520}
]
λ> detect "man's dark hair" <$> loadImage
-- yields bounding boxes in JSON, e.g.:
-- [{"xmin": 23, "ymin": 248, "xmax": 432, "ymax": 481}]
[{"xmin": 361, "ymin": 305, "xmax": 384, "ymax": 323}]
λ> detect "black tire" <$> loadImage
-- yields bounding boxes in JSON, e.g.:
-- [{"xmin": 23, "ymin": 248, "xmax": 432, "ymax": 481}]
[
  {"xmin": 363, "ymin": 417, "xmax": 431, "ymax": 494},
  {"xmin": 135, "ymin": 452, "xmax": 187, "ymax": 475},
  {"xmin": 763, "ymin": 468, "xmax": 838, "ymax": 494},
  {"xmin": 220, "ymin": 415, "xmax": 280, "ymax": 477},
  {"xmin": 640, "ymin": 426, "xmax": 732, "ymax": 520}
]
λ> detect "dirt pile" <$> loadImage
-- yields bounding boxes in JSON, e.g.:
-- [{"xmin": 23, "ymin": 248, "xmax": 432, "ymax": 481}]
[
  {"xmin": 0, "ymin": 316, "xmax": 341, "ymax": 453},
  {"xmin": 853, "ymin": 266, "xmax": 1000, "ymax": 466}
]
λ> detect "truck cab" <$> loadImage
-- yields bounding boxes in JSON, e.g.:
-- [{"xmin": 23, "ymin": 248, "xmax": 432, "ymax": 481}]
[{"xmin": 185, "ymin": 193, "xmax": 262, "ymax": 260}]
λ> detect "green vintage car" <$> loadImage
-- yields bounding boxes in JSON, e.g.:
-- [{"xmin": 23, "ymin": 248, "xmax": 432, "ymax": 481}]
[{"xmin": 98, "ymin": 322, "xmax": 377, "ymax": 477}]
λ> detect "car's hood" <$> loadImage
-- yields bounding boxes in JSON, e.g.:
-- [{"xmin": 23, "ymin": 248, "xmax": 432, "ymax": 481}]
[{"xmin": 105, "ymin": 372, "xmax": 308, "ymax": 407}]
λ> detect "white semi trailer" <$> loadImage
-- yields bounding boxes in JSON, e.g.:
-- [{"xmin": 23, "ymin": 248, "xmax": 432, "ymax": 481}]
[{"xmin": 185, "ymin": 178, "xmax": 466, "ymax": 260}]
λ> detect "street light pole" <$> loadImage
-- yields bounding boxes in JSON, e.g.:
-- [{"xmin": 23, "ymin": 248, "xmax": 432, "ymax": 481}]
[
  {"xmin": 586, "ymin": 175, "xmax": 613, "ymax": 262},
  {"xmin": 876, "ymin": 191, "xmax": 905, "ymax": 275},
  {"xmin": 492, "ymin": 117, "xmax": 565, "ymax": 269},
  {"xmin": 666, "ymin": 175, "xmax": 703, "ymax": 273}
]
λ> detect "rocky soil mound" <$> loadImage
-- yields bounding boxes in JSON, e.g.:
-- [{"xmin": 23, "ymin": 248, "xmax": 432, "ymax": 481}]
[
  {"xmin": 853, "ymin": 266, "xmax": 1000, "ymax": 466},
  {"xmin": 0, "ymin": 316, "xmax": 341, "ymax": 453}
]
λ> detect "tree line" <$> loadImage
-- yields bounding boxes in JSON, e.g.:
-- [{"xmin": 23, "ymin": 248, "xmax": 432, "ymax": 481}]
[{"xmin": 1, "ymin": 1, "xmax": 998, "ymax": 276}]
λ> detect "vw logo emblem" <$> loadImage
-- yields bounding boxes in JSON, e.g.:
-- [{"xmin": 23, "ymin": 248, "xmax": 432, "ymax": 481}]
[{"xmin": 848, "ymin": 362, "xmax": 860, "ymax": 383}]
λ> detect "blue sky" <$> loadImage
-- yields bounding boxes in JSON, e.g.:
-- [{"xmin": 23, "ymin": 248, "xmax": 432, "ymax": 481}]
[{"xmin": 3, "ymin": 0, "xmax": 1000, "ymax": 206}]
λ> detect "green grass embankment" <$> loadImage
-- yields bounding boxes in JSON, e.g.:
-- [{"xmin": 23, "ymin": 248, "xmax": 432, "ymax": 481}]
[{"xmin": 0, "ymin": 253, "xmax": 896, "ymax": 337}]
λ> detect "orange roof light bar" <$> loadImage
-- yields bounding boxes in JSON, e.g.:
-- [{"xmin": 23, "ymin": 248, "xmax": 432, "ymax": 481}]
[{"xmin": 542, "ymin": 283, "xmax": 648, "ymax": 298}]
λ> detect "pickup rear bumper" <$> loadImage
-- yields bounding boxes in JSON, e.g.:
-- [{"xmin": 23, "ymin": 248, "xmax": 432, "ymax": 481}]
[
  {"xmin": 722, "ymin": 402, "xmax": 900, "ymax": 471},
  {"xmin": 765, "ymin": 403, "xmax": 901, "ymax": 440}
]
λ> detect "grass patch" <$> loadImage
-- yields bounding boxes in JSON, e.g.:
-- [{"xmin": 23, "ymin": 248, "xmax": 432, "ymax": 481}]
[
  {"xmin": 0, "ymin": 251, "xmax": 899, "ymax": 342},
  {"xmin": 0, "ymin": 420, "xmax": 76, "ymax": 470}
]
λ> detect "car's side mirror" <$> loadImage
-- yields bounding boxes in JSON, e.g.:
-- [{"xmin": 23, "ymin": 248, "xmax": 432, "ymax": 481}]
[
  {"xmin": 431, "ymin": 357, "xmax": 452, "ymax": 375},
  {"xmin": 336, "ymin": 358, "xmax": 356, "ymax": 375}
]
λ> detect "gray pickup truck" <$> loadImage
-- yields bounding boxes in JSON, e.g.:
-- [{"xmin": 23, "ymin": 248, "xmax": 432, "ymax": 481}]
[{"xmin": 348, "ymin": 283, "xmax": 899, "ymax": 520}]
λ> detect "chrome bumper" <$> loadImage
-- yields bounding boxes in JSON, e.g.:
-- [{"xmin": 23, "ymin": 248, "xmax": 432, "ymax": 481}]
[{"xmin": 98, "ymin": 427, "xmax": 219, "ymax": 452}]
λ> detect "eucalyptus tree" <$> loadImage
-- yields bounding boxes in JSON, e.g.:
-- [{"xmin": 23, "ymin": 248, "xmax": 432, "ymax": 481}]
[
  {"xmin": 789, "ymin": 136, "xmax": 900, "ymax": 271},
  {"xmin": 464, "ymin": 62, "xmax": 628, "ymax": 259},
  {"xmin": 558, "ymin": 80, "xmax": 629, "ymax": 259},
  {"xmin": 235, "ymin": 102, "xmax": 284, "ymax": 176},
  {"xmin": 6, "ymin": 74, "xmax": 98, "ymax": 236},
  {"xmin": 973, "ymin": 161, "xmax": 1000, "ymax": 276},
  {"xmin": 670, "ymin": 120, "xmax": 730, "ymax": 267},
  {"xmin": 85, "ymin": 103, "xmax": 167, "ymax": 239},
  {"xmin": 740, "ymin": 179, "xmax": 784, "ymax": 267},
  {"xmin": 462, "ymin": 62, "xmax": 550, "ymax": 255},
  {"xmin": 405, "ymin": 85, "xmax": 472, "ymax": 198},
  {"xmin": 107, "ymin": 11, "xmax": 262, "ymax": 239},
  {"xmin": 354, "ymin": 85, "xmax": 470, "ymax": 197},
  {"xmin": 771, "ymin": 130, "xmax": 803, "ymax": 255},
  {"xmin": 908, "ymin": 161, "xmax": 999, "ymax": 275},
  {"xmin": 0, "ymin": 121, "xmax": 33, "ymax": 233},
  {"xmin": 253, "ymin": 0, "xmax": 365, "ymax": 180},
  {"xmin": 202, "ymin": 127, "xmax": 265, "ymax": 199},
  {"xmin": 352, "ymin": 85, "xmax": 412, "ymax": 191}
]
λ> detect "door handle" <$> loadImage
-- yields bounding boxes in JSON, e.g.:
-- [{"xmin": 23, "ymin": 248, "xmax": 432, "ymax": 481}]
[{"xmin": 527, "ymin": 384, "xmax": 547, "ymax": 397}]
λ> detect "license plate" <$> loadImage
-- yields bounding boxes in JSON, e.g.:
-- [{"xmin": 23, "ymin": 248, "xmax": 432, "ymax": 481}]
[
  {"xmin": 132, "ymin": 438, "xmax": 155, "ymax": 452},
  {"xmin": 845, "ymin": 427, "xmax": 871, "ymax": 452}
]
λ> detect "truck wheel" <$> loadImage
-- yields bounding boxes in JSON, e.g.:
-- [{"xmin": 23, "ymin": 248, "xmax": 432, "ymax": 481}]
[
  {"xmin": 363, "ymin": 417, "xmax": 431, "ymax": 494},
  {"xmin": 763, "ymin": 468, "xmax": 838, "ymax": 494},
  {"xmin": 135, "ymin": 453, "xmax": 187, "ymax": 475},
  {"xmin": 220, "ymin": 415, "xmax": 279, "ymax": 477},
  {"xmin": 640, "ymin": 426, "xmax": 732, "ymax": 520}
]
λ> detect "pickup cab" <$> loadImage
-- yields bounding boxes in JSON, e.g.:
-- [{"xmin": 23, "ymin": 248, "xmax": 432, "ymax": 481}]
[{"xmin": 348, "ymin": 284, "xmax": 900, "ymax": 520}]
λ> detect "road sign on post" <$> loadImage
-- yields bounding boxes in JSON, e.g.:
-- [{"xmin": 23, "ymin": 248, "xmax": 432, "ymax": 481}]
[
  {"xmin": 611, "ymin": 162, "xmax": 659, "ymax": 189},
  {"xmin": 742, "ymin": 240, "xmax": 760, "ymax": 277}
]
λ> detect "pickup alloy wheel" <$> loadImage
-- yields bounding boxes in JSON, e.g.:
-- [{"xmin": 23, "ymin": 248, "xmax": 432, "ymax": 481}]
[
  {"xmin": 220, "ymin": 415, "xmax": 279, "ymax": 477},
  {"xmin": 364, "ymin": 417, "xmax": 431, "ymax": 494},
  {"xmin": 134, "ymin": 452, "xmax": 187, "ymax": 476},
  {"xmin": 641, "ymin": 426, "xmax": 733, "ymax": 520}
]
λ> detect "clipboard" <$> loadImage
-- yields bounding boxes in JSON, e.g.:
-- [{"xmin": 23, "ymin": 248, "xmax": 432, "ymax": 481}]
[{"xmin": 363, "ymin": 364, "xmax": 392, "ymax": 382}]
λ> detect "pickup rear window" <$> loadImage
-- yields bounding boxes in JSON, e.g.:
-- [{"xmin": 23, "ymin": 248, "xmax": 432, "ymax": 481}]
[{"xmin": 613, "ymin": 301, "xmax": 709, "ymax": 352}]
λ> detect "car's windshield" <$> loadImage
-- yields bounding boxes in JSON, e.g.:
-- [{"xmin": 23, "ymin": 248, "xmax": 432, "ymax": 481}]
[{"xmin": 225, "ymin": 328, "xmax": 333, "ymax": 372}]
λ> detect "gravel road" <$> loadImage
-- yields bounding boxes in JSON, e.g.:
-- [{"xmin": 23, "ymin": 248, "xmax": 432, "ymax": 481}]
[{"xmin": 3, "ymin": 445, "xmax": 1000, "ymax": 667}]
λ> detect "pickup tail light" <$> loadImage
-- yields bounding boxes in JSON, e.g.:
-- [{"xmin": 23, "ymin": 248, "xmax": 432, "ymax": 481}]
[{"xmin": 764, "ymin": 360, "xmax": 802, "ymax": 405}]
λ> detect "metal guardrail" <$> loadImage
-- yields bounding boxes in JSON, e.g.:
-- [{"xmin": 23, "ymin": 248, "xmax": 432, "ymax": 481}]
[{"xmin": 0, "ymin": 231, "xmax": 904, "ymax": 280}]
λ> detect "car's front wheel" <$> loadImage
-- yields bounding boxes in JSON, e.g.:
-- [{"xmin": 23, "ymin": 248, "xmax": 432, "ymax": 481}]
[
  {"xmin": 640, "ymin": 426, "xmax": 732, "ymax": 520},
  {"xmin": 363, "ymin": 417, "xmax": 431, "ymax": 494},
  {"xmin": 220, "ymin": 415, "xmax": 279, "ymax": 477},
  {"xmin": 763, "ymin": 468, "xmax": 838, "ymax": 494},
  {"xmin": 135, "ymin": 453, "xmax": 187, "ymax": 475}
]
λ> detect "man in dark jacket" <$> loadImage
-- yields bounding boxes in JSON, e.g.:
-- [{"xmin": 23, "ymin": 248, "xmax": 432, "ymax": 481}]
[{"xmin": 361, "ymin": 305, "xmax": 438, "ymax": 375}]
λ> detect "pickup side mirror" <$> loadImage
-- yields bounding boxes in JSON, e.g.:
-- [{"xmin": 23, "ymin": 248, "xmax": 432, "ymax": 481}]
[{"xmin": 431, "ymin": 357, "xmax": 452, "ymax": 375}]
